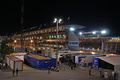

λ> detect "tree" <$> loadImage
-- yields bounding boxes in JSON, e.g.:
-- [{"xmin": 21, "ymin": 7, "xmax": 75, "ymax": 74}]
[{"xmin": 0, "ymin": 40, "xmax": 14, "ymax": 60}]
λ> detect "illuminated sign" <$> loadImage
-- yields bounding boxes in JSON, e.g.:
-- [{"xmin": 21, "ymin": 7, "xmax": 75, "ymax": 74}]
[{"xmin": 69, "ymin": 41, "xmax": 79, "ymax": 46}]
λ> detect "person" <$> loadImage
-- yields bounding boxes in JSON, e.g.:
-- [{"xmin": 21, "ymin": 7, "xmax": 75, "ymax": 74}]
[
  {"xmin": 58, "ymin": 61, "xmax": 60, "ymax": 66},
  {"xmin": 89, "ymin": 68, "xmax": 91, "ymax": 75},
  {"xmin": 63, "ymin": 65, "xmax": 65, "ymax": 71},
  {"xmin": 51, "ymin": 66, "xmax": 54, "ymax": 71},
  {"xmin": 16, "ymin": 68, "xmax": 18, "ymax": 76},
  {"xmin": 48, "ymin": 67, "xmax": 50, "ymax": 74},
  {"xmin": 114, "ymin": 71, "xmax": 117, "ymax": 80},
  {"xmin": 12, "ymin": 69, "xmax": 15, "ymax": 76},
  {"xmin": 71, "ymin": 64, "xmax": 73, "ymax": 70},
  {"xmin": 112, "ymin": 71, "xmax": 114, "ymax": 78},
  {"xmin": 3, "ymin": 63, "xmax": 5, "ymax": 69},
  {"xmin": 5, "ymin": 63, "xmax": 7, "ymax": 68},
  {"xmin": 73, "ymin": 63, "xmax": 76, "ymax": 70},
  {"xmin": 99, "ymin": 69, "xmax": 101, "ymax": 76}
]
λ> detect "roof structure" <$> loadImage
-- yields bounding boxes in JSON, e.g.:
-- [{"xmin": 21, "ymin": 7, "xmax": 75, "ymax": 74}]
[
  {"xmin": 98, "ymin": 56, "xmax": 120, "ymax": 65},
  {"xmin": 28, "ymin": 55, "xmax": 51, "ymax": 60},
  {"xmin": 8, "ymin": 56, "xmax": 22, "ymax": 61},
  {"xmin": 63, "ymin": 25, "xmax": 85, "ymax": 29}
]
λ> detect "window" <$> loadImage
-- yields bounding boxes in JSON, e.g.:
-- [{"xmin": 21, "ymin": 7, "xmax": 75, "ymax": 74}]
[
  {"xmin": 52, "ymin": 35, "xmax": 53, "ymax": 38},
  {"xmin": 40, "ymin": 36, "xmax": 42, "ymax": 39},
  {"xmin": 49, "ymin": 36, "xmax": 51, "ymax": 39},
  {"xmin": 54, "ymin": 35, "xmax": 56, "ymax": 38}
]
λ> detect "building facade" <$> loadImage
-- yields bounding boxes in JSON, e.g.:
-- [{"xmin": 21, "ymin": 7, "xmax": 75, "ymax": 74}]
[
  {"xmin": 101, "ymin": 38, "xmax": 120, "ymax": 54},
  {"xmin": 8, "ymin": 25, "xmax": 85, "ymax": 52}
]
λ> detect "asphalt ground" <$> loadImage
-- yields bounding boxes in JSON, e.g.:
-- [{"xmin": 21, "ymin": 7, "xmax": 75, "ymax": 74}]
[{"xmin": 0, "ymin": 64, "xmax": 108, "ymax": 80}]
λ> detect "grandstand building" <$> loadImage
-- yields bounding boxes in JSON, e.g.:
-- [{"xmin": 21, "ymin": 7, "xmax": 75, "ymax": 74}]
[
  {"xmin": 79, "ymin": 38, "xmax": 108, "ymax": 49},
  {"xmin": 8, "ymin": 24, "xmax": 114, "ymax": 53},
  {"xmin": 8, "ymin": 25, "xmax": 85, "ymax": 52},
  {"xmin": 101, "ymin": 38, "xmax": 120, "ymax": 54}
]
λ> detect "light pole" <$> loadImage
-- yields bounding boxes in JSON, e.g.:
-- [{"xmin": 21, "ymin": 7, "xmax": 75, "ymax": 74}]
[
  {"xmin": 20, "ymin": 0, "xmax": 24, "ymax": 52},
  {"xmin": 14, "ymin": 40, "xmax": 17, "ymax": 52},
  {"xmin": 54, "ymin": 18, "xmax": 62, "ymax": 67}
]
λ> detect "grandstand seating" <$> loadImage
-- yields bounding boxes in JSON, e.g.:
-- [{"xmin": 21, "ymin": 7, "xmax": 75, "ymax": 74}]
[{"xmin": 80, "ymin": 39, "xmax": 109, "ymax": 49}]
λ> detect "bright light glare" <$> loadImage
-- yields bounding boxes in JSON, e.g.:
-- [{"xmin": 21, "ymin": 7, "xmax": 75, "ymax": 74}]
[
  {"xmin": 54, "ymin": 18, "xmax": 62, "ymax": 23},
  {"xmin": 92, "ymin": 31, "xmax": 96, "ymax": 34},
  {"xmin": 58, "ymin": 19, "xmax": 62, "ymax": 23},
  {"xmin": 14, "ymin": 40, "xmax": 17, "ymax": 43},
  {"xmin": 79, "ymin": 32, "xmax": 82, "ymax": 35},
  {"xmin": 70, "ymin": 28, "xmax": 75, "ymax": 31},
  {"xmin": 91, "ymin": 52, "xmax": 95, "ymax": 54},
  {"xmin": 79, "ymin": 51, "xmax": 83, "ymax": 53},
  {"xmin": 33, "ymin": 48, "xmax": 35, "ymax": 50},
  {"xmin": 31, "ymin": 40, "xmax": 33, "ymax": 43},
  {"xmin": 54, "ymin": 18, "xmax": 57, "ymax": 23},
  {"xmin": 101, "ymin": 30, "xmax": 106, "ymax": 34},
  {"xmin": 111, "ymin": 54, "xmax": 114, "ymax": 56}
]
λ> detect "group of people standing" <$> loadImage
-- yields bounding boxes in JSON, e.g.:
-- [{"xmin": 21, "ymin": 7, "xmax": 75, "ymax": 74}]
[
  {"xmin": 12, "ymin": 68, "xmax": 19, "ymax": 76},
  {"xmin": 0, "ymin": 57, "xmax": 7, "ymax": 69}
]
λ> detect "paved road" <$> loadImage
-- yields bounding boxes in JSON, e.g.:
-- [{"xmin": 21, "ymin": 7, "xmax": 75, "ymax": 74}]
[{"xmin": 0, "ymin": 64, "xmax": 103, "ymax": 80}]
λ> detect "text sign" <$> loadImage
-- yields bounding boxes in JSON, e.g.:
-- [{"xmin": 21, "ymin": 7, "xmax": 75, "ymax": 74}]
[{"xmin": 69, "ymin": 41, "xmax": 79, "ymax": 46}]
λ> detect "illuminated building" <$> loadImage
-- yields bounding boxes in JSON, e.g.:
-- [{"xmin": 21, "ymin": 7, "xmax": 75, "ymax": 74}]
[{"xmin": 8, "ymin": 25, "xmax": 85, "ymax": 52}]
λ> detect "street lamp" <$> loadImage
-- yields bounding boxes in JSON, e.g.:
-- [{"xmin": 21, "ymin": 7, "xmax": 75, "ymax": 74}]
[
  {"xmin": 53, "ymin": 18, "xmax": 62, "ymax": 67},
  {"xmin": 14, "ymin": 40, "xmax": 17, "ymax": 43},
  {"xmin": 30, "ymin": 40, "xmax": 33, "ymax": 43},
  {"xmin": 30, "ymin": 40, "xmax": 34, "ymax": 48},
  {"xmin": 14, "ymin": 40, "xmax": 17, "ymax": 47},
  {"xmin": 14, "ymin": 40, "xmax": 17, "ymax": 52}
]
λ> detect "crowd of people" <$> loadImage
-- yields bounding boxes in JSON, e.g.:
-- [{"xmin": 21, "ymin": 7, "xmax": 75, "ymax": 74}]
[
  {"xmin": 0, "ymin": 57, "xmax": 7, "ymax": 69},
  {"xmin": 88, "ymin": 67, "xmax": 118, "ymax": 80},
  {"xmin": 80, "ymin": 39, "xmax": 108, "ymax": 49}
]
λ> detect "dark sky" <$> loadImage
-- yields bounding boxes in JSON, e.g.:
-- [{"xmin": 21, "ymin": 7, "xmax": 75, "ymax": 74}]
[{"xmin": 0, "ymin": 0, "xmax": 120, "ymax": 36}]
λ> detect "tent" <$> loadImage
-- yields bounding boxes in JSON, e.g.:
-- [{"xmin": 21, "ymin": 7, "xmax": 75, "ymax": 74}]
[
  {"xmin": 25, "ymin": 55, "xmax": 56, "ymax": 70},
  {"xmin": 93, "ymin": 56, "xmax": 120, "ymax": 71},
  {"xmin": 80, "ymin": 54, "xmax": 105, "ymax": 65}
]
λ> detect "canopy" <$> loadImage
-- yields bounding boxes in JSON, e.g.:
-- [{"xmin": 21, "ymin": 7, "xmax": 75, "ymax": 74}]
[{"xmin": 98, "ymin": 56, "xmax": 120, "ymax": 65}]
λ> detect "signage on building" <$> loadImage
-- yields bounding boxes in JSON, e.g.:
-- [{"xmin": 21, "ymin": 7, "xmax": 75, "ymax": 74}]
[{"xmin": 69, "ymin": 41, "xmax": 79, "ymax": 46}]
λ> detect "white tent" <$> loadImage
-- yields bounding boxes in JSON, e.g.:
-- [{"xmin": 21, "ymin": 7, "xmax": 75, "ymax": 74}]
[
  {"xmin": 98, "ymin": 56, "xmax": 120, "ymax": 72},
  {"xmin": 98, "ymin": 56, "xmax": 120, "ymax": 66}
]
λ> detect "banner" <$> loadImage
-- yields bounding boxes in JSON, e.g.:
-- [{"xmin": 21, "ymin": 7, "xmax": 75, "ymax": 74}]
[{"xmin": 69, "ymin": 41, "xmax": 79, "ymax": 46}]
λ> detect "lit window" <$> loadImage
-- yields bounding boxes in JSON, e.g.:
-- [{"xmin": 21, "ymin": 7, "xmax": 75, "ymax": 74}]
[
  {"xmin": 40, "ymin": 36, "xmax": 42, "ymax": 39},
  {"xmin": 52, "ymin": 35, "xmax": 53, "ymax": 38},
  {"xmin": 54, "ymin": 35, "xmax": 56, "ymax": 38},
  {"xmin": 49, "ymin": 36, "xmax": 51, "ymax": 39}
]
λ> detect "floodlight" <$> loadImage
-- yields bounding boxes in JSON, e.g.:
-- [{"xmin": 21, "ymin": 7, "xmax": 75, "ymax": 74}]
[
  {"xmin": 79, "ymin": 32, "xmax": 82, "ymax": 35},
  {"xmin": 92, "ymin": 31, "xmax": 97, "ymax": 34},
  {"xmin": 70, "ymin": 28, "xmax": 75, "ymax": 31},
  {"xmin": 101, "ymin": 30, "xmax": 106, "ymax": 34},
  {"xmin": 54, "ymin": 18, "xmax": 57, "ymax": 23},
  {"xmin": 58, "ymin": 19, "xmax": 62, "ymax": 23}
]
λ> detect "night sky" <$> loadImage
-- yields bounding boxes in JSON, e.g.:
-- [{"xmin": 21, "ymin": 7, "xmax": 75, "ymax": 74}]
[{"xmin": 0, "ymin": 0, "xmax": 120, "ymax": 36}]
